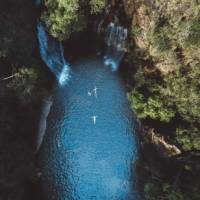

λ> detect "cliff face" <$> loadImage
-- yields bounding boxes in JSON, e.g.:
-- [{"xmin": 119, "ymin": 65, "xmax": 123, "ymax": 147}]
[
  {"xmin": 0, "ymin": 1, "xmax": 52, "ymax": 200},
  {"xmin": 123, "ymin": 0, "xmax": 200, "ymax": 155},
  {"xmin": 122, "ymin": 0, "xmax": 200, "ymax": 199},
  {"xmin": 126, "ymin": 0, "xmax": 200, "ymax": 74}
]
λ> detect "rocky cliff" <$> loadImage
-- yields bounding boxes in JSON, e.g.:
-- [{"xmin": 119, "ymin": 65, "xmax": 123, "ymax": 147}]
[{"xmin": 0, "ymin": 1, "xmax": 53, "ymax": 200}]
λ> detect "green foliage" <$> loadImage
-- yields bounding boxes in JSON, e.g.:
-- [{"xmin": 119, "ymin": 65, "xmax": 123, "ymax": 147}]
[
  {"xmin": 145, "ymin": 96, "xmax": 175, "ymax": 122},
  {"xmin": 129, "ymin": 67, "xmax": 175, "ymax": 122},
  {"xmin": 129, "ymin": 90, "xmax": 146, "ymax": 119},
  {"xmin": 7, "ymin": 67, "xmax": 41, "ymax": 103},
  {"xmin": 144, "ymin": 178, "xmax": 200, "ymax": 200},
  {"xmin": 186, "ymin": 20, "xmax": 200, "ymax": 47},
  {"xmin": 128, "ymin": 1, "xmax": 200, "ymax": 199},
  {"xmin": 133, "ymin": 67, "xmax": 161, "ymax": 93},
  {"xmin": 144, "ymin": 182, "xmax": 161, "ymax": 200},
  {"xmin": 131, "ymin": 25, "xmax": 142, "ymax": 37},
  {"xmin": 129, "ymin": 90, "xmax": 175, "ymax": 122},
  {"xmin": 89, "ymin": 0, "xmax": 106, "ymax": 14},
  {"xmin": 130, "ymin": 66, "xmax": 200, "ymax": 150},
  {"xmin": 176, "ymin": 126, "xmax": 200, "ymax": 151},
  {"xmin": 144, "ymin": 182, "xmax": 184, "ymax": 200},
  {"xmin": 162, "ymin": 68, "xmax": 200, "ymax": 123},
  {"xmin": 143, "ymin": 1, "xmax": 200, "ymax": 70},
  {"xmin": 150, "ymin": 22, "xmax": 171, "ymax": 52},
  {"xmin": 42, "ymin": 0, "xmax": 87, "ymax": 41},
  {"xmin": 146, "ymin": 18, "xmax": 181, "ymax": 72}
]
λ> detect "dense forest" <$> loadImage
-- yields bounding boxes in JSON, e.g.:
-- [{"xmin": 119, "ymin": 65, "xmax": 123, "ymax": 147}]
[
  {"xmin": 0, "ymin": 0, "xmax": 199, "ymax": 199},
  {"xmin": 126, "ymin": 1, "xmax": 200, "ymax": 199}
]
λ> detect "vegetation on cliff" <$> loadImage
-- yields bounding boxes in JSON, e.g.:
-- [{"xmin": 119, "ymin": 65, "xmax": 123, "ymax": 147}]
[
  {"xmin": 42, "ymin": 0, "xmax": 107, "ymax": 41},
  {"xmin": 41, "ymin": 0, "xmax": 86, "ymax": 40},
  {"xmin": 128, "ymin": 0, "xmax": 200, "ymax": 152},
  {"xmin": 89, "ymin": 0, "xmax": 107, "ymax": 14},
  {"xmin": 126, "ymin": 0, "xmax": 200, "ymax": 199},
  {"xmin": 7, "ymin": 67, "xmax": 48, "ymax": 104}
]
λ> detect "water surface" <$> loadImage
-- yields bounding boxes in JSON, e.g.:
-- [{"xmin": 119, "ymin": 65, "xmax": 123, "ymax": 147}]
[{"xmin": 40, "ymin": 57, "xmax": 138, "ymax": 200}]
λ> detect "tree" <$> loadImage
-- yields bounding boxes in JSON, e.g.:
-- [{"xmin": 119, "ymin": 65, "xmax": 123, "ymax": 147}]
[
  {"xmin": 41, "ymin": 0, "xmax": 87, "ymax": 41},
  {"xmin": 129, "ymin": 90, "xmax": 175, "ymax": 122},
  {"xmin": 89, "ymin": 0, "xmax": 106, "ymax": 15},
  {"xmin": 162, "ymin": 68, "xmax": 200, "ymax": 124},
  {"xmin": 176, "ymin": 126, "xmax": 200, "ymax": 151},
  {"xmin": 7, "ymin": 67, "xmax": 39, "ymax": 103}
]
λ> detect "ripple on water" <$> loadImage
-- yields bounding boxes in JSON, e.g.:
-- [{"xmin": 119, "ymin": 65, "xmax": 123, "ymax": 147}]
[{"xmin": 39, "ymin": 58, "xmax": 139, "ymax": 200}]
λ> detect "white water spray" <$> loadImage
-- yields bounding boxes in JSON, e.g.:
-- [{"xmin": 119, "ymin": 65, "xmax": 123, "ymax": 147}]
[
  {"xmin": 103, "ymin": 22, "xmax": 128, "ymax": 71},
  {"xmin": 37, "ymin": 23, "xmax": 70, "ymax": 86}
]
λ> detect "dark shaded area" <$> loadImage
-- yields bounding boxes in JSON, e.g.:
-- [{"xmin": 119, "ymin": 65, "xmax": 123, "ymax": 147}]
[
  {"xmin": 64, "ymin": 27, "xmax": 98, "ymax": 61},
  {"xmin": 0, "ymin": 1, "xmax": 53, "ymax": 200},
  {"xmin": 0, "ymin": 93, "xmax": 45, "ymax": 200}
]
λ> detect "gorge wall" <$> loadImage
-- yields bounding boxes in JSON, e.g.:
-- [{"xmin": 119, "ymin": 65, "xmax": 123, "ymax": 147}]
[
  {"xmin": 0, "ymin": 1, "xmax": 53, "ymax": 200},
  {"xmin": 121, "ymin": 0, "xmax": 200, "ymax": 199}
]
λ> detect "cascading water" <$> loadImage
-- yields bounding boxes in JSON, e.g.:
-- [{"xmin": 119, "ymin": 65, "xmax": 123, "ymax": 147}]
[
  {"xmin": 103, "ymin": 22, "xmax": 128, "ymax": 71},
  {"xmin": 37, "ymin": 22, "xmax": 70, "ymax": 85}
]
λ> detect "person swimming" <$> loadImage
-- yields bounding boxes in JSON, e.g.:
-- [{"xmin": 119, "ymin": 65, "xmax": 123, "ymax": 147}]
[
  {"xmin": 88, "ymin": 91, "xmax": 92, "ymax": 96},
  {"xmin": 92, "ymin": 116, "xmax": 98, "ymax": 124},
  {"xmin": 93, "ymin": 86, "xmax": 98, "ymax": 98},
  {"xmin": 87, "ymin": 86, "xmax": 98, "ymax": 97}
]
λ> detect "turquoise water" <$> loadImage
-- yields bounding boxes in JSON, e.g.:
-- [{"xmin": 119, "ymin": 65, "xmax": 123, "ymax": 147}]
[{"xmin": 39, "ymin": 57, "xmax": 139, "ymax": 200}]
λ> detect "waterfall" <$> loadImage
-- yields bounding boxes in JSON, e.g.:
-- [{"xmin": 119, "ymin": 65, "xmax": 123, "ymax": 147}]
[
  {"xmin": 37, "ymin": 23, "xmax": 70, "ymax": 86},
  {"xmin": 103, "ymin": 22, "xmax": 128, "ymax": 71}
]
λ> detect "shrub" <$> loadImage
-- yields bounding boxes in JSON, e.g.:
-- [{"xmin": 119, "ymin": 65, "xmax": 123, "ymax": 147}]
[
  {"xmin": 144, "ymin": 96, "xmax": 175, "ymax": 122},
  {"xmin": 186, "ymin": 20, "xmax": 200, "ymax": 47},
  {"xmin": 144, "ymin": 178, "xmax": 200, "ymax": 200},
  {"xmin": 176, "ymin": 126, "xmax": 200, "ymax": 151},
  {"xmin": 129, "ymin": 90, "xmax": 175, "ymax": 122},
  {"xmin": 7, "ymin": 67, "xmax": 40, "ymax": 103},
  {"xmin": 144, "ymin": 182, "xmax": 184, "ymax": 200},
  {"xmin": 162, "ymin": 69, "xmax": 200, "ymax": 124},
  {"xmin": 41, "ymin": 0, "xmax": 87, "ymax": 40},
  {"xmin": 151, "ymin": 23, "xmax": 171, "ymax": 52},
  {"xmin": 129, "ymin": 90, "xmax": 146, "ymax": 119},
  {"xmin": 131, "ymin": 24, "xmax": 141, "ymax": 37},
  {"xmin": 89, "ymin": 0, "xmax": 106, "ymax": 15}
]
